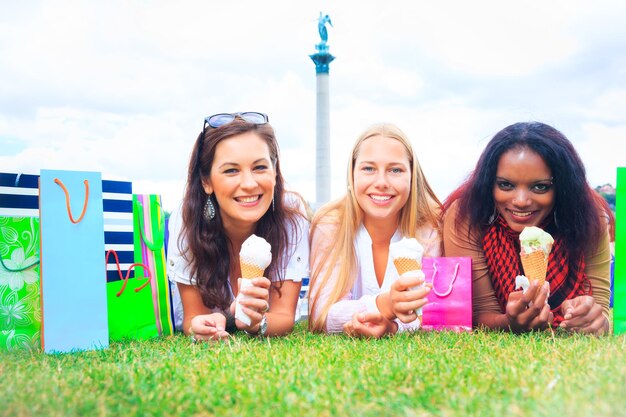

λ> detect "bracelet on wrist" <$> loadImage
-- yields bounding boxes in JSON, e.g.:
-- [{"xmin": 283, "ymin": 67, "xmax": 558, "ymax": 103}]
[
  {"xmin": 244, "ymin": 315, "xmax": 268, "ymax": 337},
  {"xmin": 224, "ymin": 311, "xmax": 237, "ymax": 333}
]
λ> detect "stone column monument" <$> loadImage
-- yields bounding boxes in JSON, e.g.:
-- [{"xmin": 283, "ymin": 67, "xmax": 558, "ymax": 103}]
[{"xmin": 310, "ymin": 12, "xmax": 335, "ymax": 206}]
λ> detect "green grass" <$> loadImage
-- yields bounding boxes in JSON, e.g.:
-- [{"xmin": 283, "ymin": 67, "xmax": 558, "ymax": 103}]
[{"xmin": 2, "ymin": 323, "xmax": 626, "ymax": 417}]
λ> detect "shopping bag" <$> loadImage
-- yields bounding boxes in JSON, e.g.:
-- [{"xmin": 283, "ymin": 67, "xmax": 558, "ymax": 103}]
[
  {"xmin": 133, "ymin": 194, "xmax": 174, "ymax": 336},
  {"xmin": 421, "ymin": 257, "xmax": 472, "ymax": 331},
  {"xmin": 0, "ymin": 216, "xmax": 41, "ymax": 351},
  {"xmin": 0, "ymin": 173, "xmax": 42, "ymax": 351},
  {"xmin": 105, "ymin": 249, "xmax": 159, "ymax": 340},
  {"xmin": 614, "ymin": 168, "xmax": 625, "ymax": 335},
  {"xmin": 39, "ymin": 169, "xmax": 109, "ymax": 353},
  {"xmin": 0, "ymin": 172, "xmax": 39, "ymax": 218},
  {"xmin": 103, "ymin": 180, "xmax": 135, "ymax": 283}
]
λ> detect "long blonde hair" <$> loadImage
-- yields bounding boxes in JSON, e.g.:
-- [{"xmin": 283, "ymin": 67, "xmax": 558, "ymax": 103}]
[{"xmin": 308, "ymin": 123, "xmax": 442, "ymax": 332}]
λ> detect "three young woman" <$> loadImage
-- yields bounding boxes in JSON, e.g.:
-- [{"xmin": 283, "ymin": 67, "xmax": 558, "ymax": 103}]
[{"xmin": 168, "ymin": 116, "xmax": 611, "ymax": 339}]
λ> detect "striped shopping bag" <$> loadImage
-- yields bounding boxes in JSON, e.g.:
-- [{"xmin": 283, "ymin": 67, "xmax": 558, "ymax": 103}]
[
  {"xmin": 0, "ymin": 173, "xmax": 39, "ymax": 218},
  {"xmin": 103, "ymin": 180, "xmax": 135, "ymax": 283}
]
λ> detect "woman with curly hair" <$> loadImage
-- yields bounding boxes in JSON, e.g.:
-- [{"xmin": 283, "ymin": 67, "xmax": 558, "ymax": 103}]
[{"xmin": 443, "ymin": 122, "xmax": 610, "ymax": 334}]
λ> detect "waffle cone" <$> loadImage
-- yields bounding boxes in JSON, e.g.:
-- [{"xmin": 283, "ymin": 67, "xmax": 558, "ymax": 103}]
[
  {"xmin": 393, "ymin": 257, "xmax": 422, "ymax": 276},
  {"xmin": 240, "ymin": 262, "xmax": 265, "ymax": 279},
  {"xmin": 520, "ymin": 250, "xmax": 547, "ymax": 286}
]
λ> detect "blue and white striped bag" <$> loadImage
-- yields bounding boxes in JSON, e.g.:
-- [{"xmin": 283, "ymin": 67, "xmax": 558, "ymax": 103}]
[
  {"xmin": 0, "ymin": 173, "xmax": 39, "ymax": 217},
  {"xmin": 102, "ymin": 180, "xmax": 134, "ymax": 284}
]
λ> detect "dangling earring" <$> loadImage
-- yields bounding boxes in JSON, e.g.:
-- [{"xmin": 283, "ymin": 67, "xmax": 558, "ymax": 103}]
[
  {"xmin": 272, "ymin": 196, "xmax": 275, "ymax": 212},
  {"xmin": 488, "ymin": 206, "xmax": 497, "ymax": 225},
  {"xmin": 553, "ymin": 210, "xmax": 559, "ymax": 229},
  {"xmin": 204, "ymin": 194, "xmax": 216, "ymax": 221}
]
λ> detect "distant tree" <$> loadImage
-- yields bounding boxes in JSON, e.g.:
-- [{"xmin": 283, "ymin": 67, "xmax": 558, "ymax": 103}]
[{"xmin": 594, "ymin": 184, "xmax": 616, "ymax": 211}]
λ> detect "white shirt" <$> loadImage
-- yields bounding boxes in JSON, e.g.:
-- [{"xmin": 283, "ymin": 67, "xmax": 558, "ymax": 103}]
[
  {"xmin": 311, "ymin": 222, "xmax": 441, "ymax": 334},
  {"xmin": 166, "ymin": 195, "xmax": 310, "ymax": 329}
]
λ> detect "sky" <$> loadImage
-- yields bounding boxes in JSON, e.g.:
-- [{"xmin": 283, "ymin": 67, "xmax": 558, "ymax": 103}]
[{"xmin": 1, "ymin": 1, "xmax": 625, "ymax": 212}]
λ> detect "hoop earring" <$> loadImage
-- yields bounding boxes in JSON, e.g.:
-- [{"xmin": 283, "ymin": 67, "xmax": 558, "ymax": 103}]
[
  {"xmin": 488, "ymin": 206, "xmax": 497, "ymax": 225},
  {"xmin": 204, "ymin": 195, "xmax": 216, "ymax": 221}
]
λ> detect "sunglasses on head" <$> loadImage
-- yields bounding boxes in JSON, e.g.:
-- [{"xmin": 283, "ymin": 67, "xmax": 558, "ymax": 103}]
[{"xmin": 203, "ymin": 112, "xmax": 269, "ymax": 130}]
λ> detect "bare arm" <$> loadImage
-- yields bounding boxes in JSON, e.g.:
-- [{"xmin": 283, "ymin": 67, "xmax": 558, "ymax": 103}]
[{"xmin": 264, "ymin": 280, "xmax": 302, "ymax": 336}]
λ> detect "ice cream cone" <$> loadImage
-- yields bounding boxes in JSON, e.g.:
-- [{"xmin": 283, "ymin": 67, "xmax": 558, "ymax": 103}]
[
  {"xmin": 520, "ymin": 250, "xmax": 547, "ymax": 286},
  {"xmin": 240, "ymin": 262, "xmax": 265, "ymax": 279},
  {"xmin": 393, "ymin": 257, "xmax": 422, "ymax": 276},
  {"xmin": 236, "ymin": 235, "xmax": 272, "ymax": 327}
]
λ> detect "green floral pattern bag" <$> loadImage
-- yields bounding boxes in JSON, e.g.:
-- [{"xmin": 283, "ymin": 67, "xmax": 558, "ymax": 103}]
[{"xmin": 0, "ymin": 216, "xmax": 41, "ymax": 351}]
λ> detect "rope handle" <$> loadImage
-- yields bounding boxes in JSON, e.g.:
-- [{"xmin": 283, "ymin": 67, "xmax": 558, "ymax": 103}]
[
  {"xmin": 54, "ymin": 178, "xmax": 89, "ymax": 224},
  {"xmin": 429, "ymin": 261, "xmax": 460, "ymax": 297},
  {"xmin": 134, "ymin": 198, "xmax": 165, "ymax": 251},
  {"xmin": 0, "ymin": 254, "xmax": 39, "ymax": 272},
  {"xmin": 105, "ymin": 249, "xmax": 152, "ymax": 297}
]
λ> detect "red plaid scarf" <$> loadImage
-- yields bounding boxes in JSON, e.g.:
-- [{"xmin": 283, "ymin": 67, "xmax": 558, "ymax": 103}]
[{"xmin": 482, "ymin": 215, "xmax": 591, "ymax": 325}]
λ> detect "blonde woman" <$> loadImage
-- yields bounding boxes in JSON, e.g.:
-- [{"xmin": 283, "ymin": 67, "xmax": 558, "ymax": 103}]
[{"xmin": 309, "ymin": 123, "xmax": 441, "ymax": 337}]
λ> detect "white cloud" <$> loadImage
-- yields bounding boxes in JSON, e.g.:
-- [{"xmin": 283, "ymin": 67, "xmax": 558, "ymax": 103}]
[
  {"xmin": 1, "ymin": 0, "xmax": 626, "ymax": 212},
  {"xmin": 577, "ymin": 123, "xmax": 626, "ymax": 187}
]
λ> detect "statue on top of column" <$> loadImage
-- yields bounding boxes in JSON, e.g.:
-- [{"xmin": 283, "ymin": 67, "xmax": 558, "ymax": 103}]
[{"xmin": 317, "ymin": 12, "xmax": 333, "ymax": 45}]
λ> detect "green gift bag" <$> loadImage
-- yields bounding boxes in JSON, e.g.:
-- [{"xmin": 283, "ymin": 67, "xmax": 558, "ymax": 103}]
[
  {"xmin": 0, "ymin": 217, "xmax": 41, "ymax": 351},
  {"xmin": 106, "ymin": 250, "xmax": 159, "ymax": 341},
  {"xmin": 614, "ymin": 168, "xmax": 625, "ymax": 334}
]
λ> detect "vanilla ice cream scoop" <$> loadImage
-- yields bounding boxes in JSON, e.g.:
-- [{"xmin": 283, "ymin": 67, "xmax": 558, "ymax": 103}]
[{"xmin": 239, "ymin": 234, "xmax": 272, "ymax": 271}]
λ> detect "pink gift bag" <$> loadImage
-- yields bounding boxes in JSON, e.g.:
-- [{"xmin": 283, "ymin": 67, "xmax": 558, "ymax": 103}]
[{"xmin": 421, "ymin": 257, "xmax": 472, "ymax": 332}]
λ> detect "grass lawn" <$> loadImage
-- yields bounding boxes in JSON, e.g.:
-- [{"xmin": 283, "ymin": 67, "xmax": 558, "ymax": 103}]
[{"xmin": 2, "ymin": 322, "xmax": 626, "ymax": 417}]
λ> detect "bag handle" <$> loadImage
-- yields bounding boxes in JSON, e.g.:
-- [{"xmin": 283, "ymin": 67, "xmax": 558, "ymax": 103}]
[
  {"xmin": 105, "ymin": 249, "xmax": 152, "ymax": 297},
  {"xmin": 430, "ymin": 261, "xmax": 460, "ymax": 297},
  {"xmin": 54, "ymin": 178, "xmax": 89, "ymax": 224},
  {"xmin": 135, "ymin": 198, "xmax": 165, "ymax": 251},
  {"xmin": 0, "ymin": 254, "xmax": 39, "ymax": 272}
]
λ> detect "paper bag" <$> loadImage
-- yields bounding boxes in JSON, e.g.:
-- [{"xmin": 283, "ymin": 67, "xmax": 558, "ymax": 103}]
[
  {"xmin": 421, "ymin": 257, "xmax": 473, "ymax": 331},
  {"xmin": 39, "ymin": 169, "xmax": 109, "ymax": 353}
]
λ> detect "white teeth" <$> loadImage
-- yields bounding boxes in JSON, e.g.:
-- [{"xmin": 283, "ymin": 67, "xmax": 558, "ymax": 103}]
[
  {"xmin": 238, "ymin": 196, "xmax": 259, "ymax": 203},
  {"xmin": 512, "ymin": 211, "xmax": 531, "ymax": 217},
  {"xmin": 370, "ymin": 195, "xmax": 391, "ymax": 201}
]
